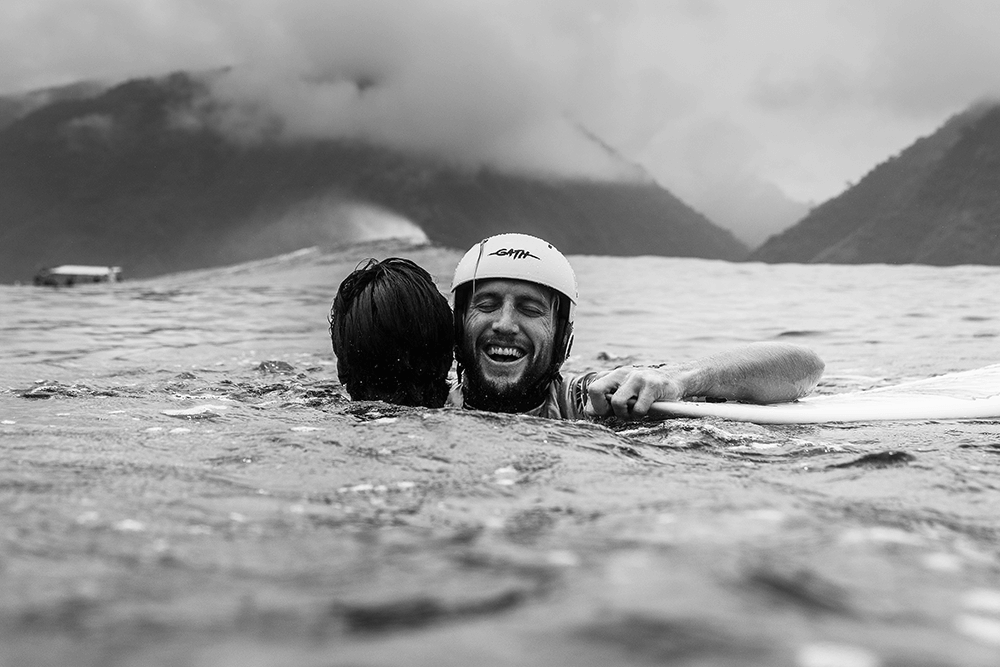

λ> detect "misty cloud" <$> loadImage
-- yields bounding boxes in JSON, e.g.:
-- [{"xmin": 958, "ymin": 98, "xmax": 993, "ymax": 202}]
[
  {"xmin": 223, "ymin": 196, "xmax": 428, "ymax": 259},
  {"xmin": 4, "ymin": 0, "xmax": 1000, "ymax": 242},
  {"xmin": 862, "ymin": 0, "xmax": 1000, "ymax": 115},
  {"xmin": 174, "ymin": 0, "xmax": 642, "ymax": 180}
]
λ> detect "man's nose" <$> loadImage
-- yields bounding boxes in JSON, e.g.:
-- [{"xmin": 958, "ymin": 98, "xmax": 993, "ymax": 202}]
[{"xmin": 491, "ymin": 303, "xmax": 519, "ymax": 333}]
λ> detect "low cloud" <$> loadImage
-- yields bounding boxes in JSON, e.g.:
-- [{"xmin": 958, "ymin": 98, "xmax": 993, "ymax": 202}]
[
  {"xmin": 219, "ymin": 196, "xmax": 429, "ymax": 261},
  {"xmin": 5, "ymin": 0, "xmax": 1000, "ymax": 240},
  {"xmin": 181, "ymin": 0, "xmax": 644, "ymax": 180}
]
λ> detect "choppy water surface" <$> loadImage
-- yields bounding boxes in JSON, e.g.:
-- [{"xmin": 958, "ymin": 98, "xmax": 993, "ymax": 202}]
[
  {"xmin": 2, "ymin": 242, "xmax": 999, "ymax": 667},
  {"xmin": 7, "ymin": 245, "xmax": 997, "ymax": 383}
]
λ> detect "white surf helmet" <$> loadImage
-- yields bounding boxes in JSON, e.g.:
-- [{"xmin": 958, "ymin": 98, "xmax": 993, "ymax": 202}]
[{"xmin": 451, "ymin": 233, "xmax": 578, "ymax": 369}]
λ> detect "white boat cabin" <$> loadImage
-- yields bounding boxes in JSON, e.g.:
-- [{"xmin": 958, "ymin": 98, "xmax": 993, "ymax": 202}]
[{"xmin": 34, "ymin": 265, "xmax": 123, "ymax": 287}]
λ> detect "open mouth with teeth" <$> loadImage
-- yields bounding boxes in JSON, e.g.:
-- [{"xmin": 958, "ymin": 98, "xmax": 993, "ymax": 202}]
[{"xmin": 483, "ymin": 344, "xmax": 527, "ymax": 363}]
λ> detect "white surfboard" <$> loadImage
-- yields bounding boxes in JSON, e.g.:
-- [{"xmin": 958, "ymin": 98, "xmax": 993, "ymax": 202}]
[{"xmin": 649, "ymin": 363, "xmax": 1000, "ymax": 425}]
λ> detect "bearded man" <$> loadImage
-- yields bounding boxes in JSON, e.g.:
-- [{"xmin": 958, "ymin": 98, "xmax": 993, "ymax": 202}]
[{"xmin": 448, "ymin": 233, "xmax": 824, "ymax": 420}]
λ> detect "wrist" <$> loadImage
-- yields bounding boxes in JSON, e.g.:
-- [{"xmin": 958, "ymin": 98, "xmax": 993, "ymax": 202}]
[{"xmin": 674, "ymin": 368, "xmax": 701, "ymax": 398}]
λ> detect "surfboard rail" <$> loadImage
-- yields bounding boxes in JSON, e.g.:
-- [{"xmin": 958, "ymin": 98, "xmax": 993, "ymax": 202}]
[{"xmin": 649, "ymin": 364, "xmax": 1000, "ymax": 425}]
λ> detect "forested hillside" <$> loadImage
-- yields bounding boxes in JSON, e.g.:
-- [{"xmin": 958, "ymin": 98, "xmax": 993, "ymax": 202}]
[
  {"xmin": 0, "ymin": 73, "xmax": 746, "ymax": 283},
  {"xmin": 751, "ymin": 102, "xmax": 1000, "ymax": 265}
]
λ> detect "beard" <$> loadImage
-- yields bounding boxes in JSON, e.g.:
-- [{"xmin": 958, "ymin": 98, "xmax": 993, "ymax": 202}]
[{"xmin": 459, "ymin": 340, "xmax": 554, "ymax": 413}]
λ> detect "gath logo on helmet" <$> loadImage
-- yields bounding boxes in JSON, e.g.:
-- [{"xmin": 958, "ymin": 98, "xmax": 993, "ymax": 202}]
[
  {"xmin": 452, "ymin": 233, "xmax": 577, "ymax": 304},
  {"xmin": 488, "ymin": 248, "xmax": 540, "ymax": 261},
  {"xmin": 452, "ymin": 233, "xmax": 577, "ymax": 369}
]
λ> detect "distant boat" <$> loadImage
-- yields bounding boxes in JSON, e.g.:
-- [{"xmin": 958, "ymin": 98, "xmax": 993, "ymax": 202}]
[{"xmin": 34, "ymin": 265, "xmax": 122, "ymax": 287}]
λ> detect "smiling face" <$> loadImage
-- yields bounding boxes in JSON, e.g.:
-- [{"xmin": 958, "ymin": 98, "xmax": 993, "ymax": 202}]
[{"xmin": 460, "ymin": 278, "xmax": 557, "ymax": 409}]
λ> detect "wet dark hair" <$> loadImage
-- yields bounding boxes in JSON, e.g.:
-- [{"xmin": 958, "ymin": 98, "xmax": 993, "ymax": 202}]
[{"xmin": 330, "ymin": 258, "xmax": 454, "ymax": 407}]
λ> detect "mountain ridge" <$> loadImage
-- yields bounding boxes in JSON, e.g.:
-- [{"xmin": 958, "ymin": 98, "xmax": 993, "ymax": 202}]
[
  {"xmin": 751, "ymin": 101, "xmax": 1000, "ymax": 265},
  {"xmin": 0, "ymin": 71, "xmax": 747, "ymax": 284}
]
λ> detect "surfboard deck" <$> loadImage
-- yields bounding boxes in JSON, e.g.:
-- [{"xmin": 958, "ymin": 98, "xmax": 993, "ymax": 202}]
[{"xmin": 649, "ymin": 364, "xmax": 1000, "ymax": 425}]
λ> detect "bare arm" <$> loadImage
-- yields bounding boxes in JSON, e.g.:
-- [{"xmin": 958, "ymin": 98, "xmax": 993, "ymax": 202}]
[{"xmin": 585, "ymin": 342, "xmax": 825, "ymax": 420}]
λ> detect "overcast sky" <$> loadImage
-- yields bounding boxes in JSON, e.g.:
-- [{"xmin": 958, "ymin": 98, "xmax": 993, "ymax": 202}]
[{"xmin": 3, "ymin": 0, "xmax": 1000, "ymax": 218}]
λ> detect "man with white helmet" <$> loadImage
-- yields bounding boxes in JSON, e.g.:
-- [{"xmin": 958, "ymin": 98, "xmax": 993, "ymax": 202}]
[{"xmin": 449, "ymin": 233, "xmax": 824, "ymax": 420}]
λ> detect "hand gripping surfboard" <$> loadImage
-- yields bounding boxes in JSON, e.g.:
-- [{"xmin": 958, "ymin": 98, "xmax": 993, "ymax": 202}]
[{"xmin": 649, "ymin": 363, "xmax": 1000, "ymax": 424}]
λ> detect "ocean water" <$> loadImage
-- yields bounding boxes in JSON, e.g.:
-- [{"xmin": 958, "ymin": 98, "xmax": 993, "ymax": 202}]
[
  {"xmin": 572, "ymin": 255, "xmax": 999, "ymax": 380},
  {"xmin": 2, "ymin": 241, "xmax": 1000, "ymax": 666},
  {"xmin": 4, "ymin": 242, "xmax": 997, "ymax": 386}
]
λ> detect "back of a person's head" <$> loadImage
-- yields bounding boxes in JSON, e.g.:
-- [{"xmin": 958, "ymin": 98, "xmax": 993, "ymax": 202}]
[{"xmin": 330, "ymin": 258, "xmax": 453, "ymax": 407}]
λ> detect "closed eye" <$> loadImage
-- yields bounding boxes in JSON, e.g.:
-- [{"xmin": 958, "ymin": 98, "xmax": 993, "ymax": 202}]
[
  {"xmin": 472, "ymin": 297, "xmax": 501, "ymax": 312},
  {"xmin": 517, "ymin": 300, "xmax": 551, "ymax": 317}
]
